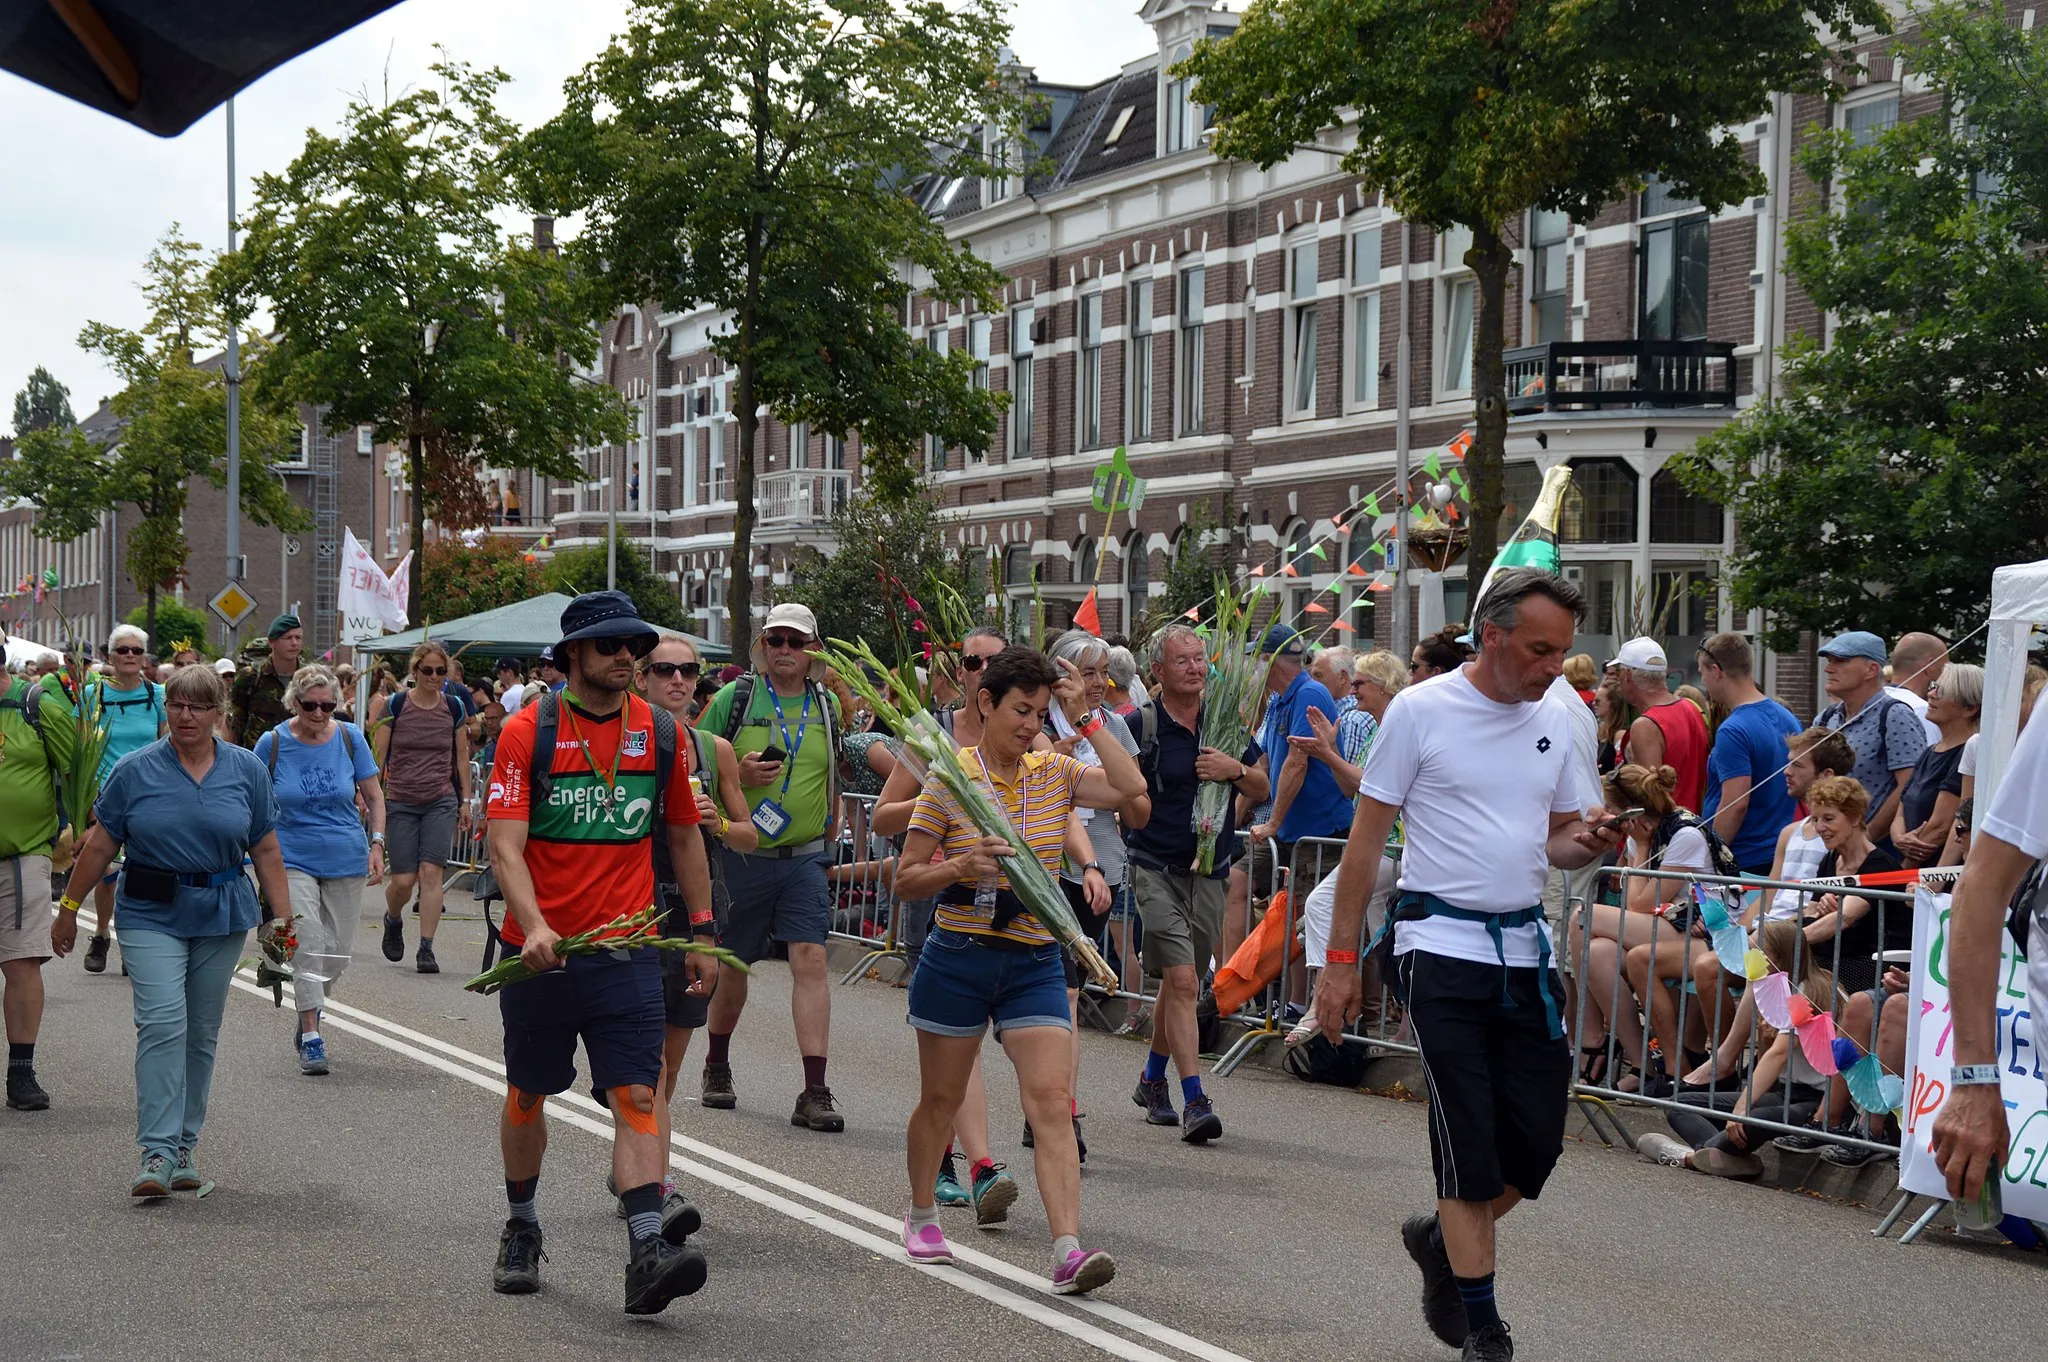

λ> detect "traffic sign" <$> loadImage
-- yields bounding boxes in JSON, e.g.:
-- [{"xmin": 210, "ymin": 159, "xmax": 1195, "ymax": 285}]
[
  {"xmin": 284, "ymin": 536, "xmax": 302, "ymax": 557},
  {"xmin": 208, "ymin": 581, "xmax": 259, "ymax": 629}
]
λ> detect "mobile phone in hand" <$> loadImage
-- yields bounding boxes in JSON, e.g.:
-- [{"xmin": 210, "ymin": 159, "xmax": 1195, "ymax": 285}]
[
  {"xmin": 759, "ymin": 746, "xmax": 786, "ymax": 765},
  {"xmin": 1592, "ymin": 807, "xmax": 1647, "ymax": 832}
]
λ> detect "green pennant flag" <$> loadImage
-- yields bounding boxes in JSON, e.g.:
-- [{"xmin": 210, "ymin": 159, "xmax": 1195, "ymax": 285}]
[
  {"xmin": 1307, "ymin": 542, "xmax": 1328, "ymax": 560},
  {"xmin": 1423, "ymin": 451, "xmax": 1442, "ymax": 479},
  {"xmin": 1364, "ymin": 493, "xmax": 1380, "ymax": 517},
  {"xmin": 1091, "ymin": 446, "xmax": 1138, "ymax": 512},
  {"xmin": 1449, "ymin": 468, "xmax": 1467, "ymax": 492}
]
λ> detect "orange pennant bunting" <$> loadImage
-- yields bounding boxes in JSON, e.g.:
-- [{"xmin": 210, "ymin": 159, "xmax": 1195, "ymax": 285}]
[
  {"xmin": 1074, "ymin": 587, "xmax": 1101, "ymax": 637},
  {"xmin": 1303, "ymin": 602, "xmax": 1329, "ymax": 615},
  {"xmin": 1329, "ymin": 619, "xmax": 1354, "ymax": 632},
  {"xmin": 1346, "ymin": 563, "xmax": 1369, "ymax": 577}
]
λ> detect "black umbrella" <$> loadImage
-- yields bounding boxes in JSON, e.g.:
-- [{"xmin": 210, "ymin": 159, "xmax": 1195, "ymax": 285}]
[{"xmin": 2, "ymin": 0, "xmax": 406, "ymax": 137}]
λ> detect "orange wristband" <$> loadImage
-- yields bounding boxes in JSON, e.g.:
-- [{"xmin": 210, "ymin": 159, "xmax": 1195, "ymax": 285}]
[{"xmin": 1324, "ymin": 949, "xmax": 1360, "ymax": 966}]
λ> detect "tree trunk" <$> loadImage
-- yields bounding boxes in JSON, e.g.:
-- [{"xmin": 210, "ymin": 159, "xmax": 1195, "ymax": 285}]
[
  {"xmin": 1465, "ymin": 221, "xmax": 1513, "ymax": 587},
  {"xmin": 408, "ymin": 428, "xmax": 426, "ymax": 617},
  {"xmin": 727, "ymin": 50, "xmax": 771, "ymax": 662},
  {"xmin": 145, "ymin": 583, "xmax": 158, "ymax": 647}
]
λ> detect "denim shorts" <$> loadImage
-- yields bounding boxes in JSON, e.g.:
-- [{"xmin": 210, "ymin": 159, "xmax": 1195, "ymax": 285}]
[{"xmin": 907, "ymin": 928, "xmax": 1072, "ymax": 1038}]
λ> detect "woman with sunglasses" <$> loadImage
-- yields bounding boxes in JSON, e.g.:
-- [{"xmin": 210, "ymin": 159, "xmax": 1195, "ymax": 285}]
[
  {"xmin": 254, "ymin": 665, "xmax": 386, "ymax": 1074},
  {"xmin": 77, "ymin": 624, "xmax": 169, "ymax": 975},
  {"xmin": 52, "ymin": 662, "xmax": 294, "ymax": 1196},
  {"xmin": 369, "ymin": 642, "xmax": 473, "ymax": 974}
]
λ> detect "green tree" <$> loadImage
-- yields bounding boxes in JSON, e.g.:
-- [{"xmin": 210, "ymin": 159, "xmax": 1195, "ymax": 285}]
[
  {"xmin": 0, "ymin": 231, "xmax": 306, "ymax": 641},
  {"xmin": 11, "ymin": 365, "xmax": 74, "ymax": 435},
  {"xmin": 126, "ymin": 599, "xmax": 213, "ymax": 659},
  {"xmin": 516, "ymin": 0, "xmax": 1018, "ymax": 658},
  {"xmin": 785, "ymin": 486, "xmax": 968, "ymax": 662},
  {"xmin": 1183, "ymin": 0, "xmax": 1884, "ymax": 586},
  {"xmin": 416, "ymin": 535, "xmax": 548, "ymax": 627},
  {"xmin": 542, "ymin": 531, "xmax": 689, "ymax": 633},
  {"xmin": 220, "ymin": 58, "xmax": 629, "ymax": 613},
  {"xmin": 1133, "ymin": 502, "xmax": 1229, "ymax": 649},
  {"xmin": 1673, "ymin": 5, "xmax": 2048, "ymax": 648}
]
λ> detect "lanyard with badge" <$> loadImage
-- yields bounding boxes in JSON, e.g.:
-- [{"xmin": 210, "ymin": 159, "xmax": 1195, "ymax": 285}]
[
  {"xmin": 560, "ymin": 700, "xmax": 625, "ymax": 824},
  {"xmin": 751, "ymin": 683, "xmax": 812, "ymax": 839}
]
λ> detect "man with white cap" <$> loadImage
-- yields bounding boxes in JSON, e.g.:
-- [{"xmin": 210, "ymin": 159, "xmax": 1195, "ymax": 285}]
[
  {"xmin": 692, "ymin": 603, "xmax": 845, "ymax": 1131},
  {"xmin": 1609, "ymin": 636, "xmax": 1708, "ymax": 813}
]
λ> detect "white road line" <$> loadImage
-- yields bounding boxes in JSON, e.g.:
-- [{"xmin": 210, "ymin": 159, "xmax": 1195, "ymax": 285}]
[{"xmin": 236, "ymin": 975, "xmax": 1250, "ymax": 1362}]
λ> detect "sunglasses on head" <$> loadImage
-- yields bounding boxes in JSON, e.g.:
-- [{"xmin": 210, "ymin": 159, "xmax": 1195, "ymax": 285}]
[
  {"xmin": 298, "ymin": 699, "xmax": 338, "ymax": 713},
  {"xmin": 645, "ymin": 661, "xmax": 702, "ymax": 679},
  {"xmin": 762, "ymin": 633, "xmax": 811, "ymax": 650},
  {"xmin": 111, "ymin": 645, "xmax": 145, "ymax": 656}
]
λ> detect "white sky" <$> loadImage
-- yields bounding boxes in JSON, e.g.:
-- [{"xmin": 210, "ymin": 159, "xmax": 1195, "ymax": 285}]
[{"xmin": 0, "ymin": 0, "xmax": 1156, "ymax": 425}]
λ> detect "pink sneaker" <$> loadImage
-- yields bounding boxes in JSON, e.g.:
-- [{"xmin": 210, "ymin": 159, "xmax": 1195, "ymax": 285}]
[
  {"xmin": 1052, "ymin": 1247, "xmax": 1115, "ymax": 1295},
  {"xmin": 903, "ymin": 1215, "xmax": 955, "ymax": 1266}
]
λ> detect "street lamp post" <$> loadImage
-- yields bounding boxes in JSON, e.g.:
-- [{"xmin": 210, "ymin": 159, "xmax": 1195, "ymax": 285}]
[{"xmin": 223, "ymin": 97, "xmax": 242, "ymax": 647}]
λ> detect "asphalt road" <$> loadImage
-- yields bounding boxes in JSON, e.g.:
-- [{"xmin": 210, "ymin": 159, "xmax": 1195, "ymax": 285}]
[{"xmin": 4, "ymin": 887, "xmax": 2041, "ymax": 1362}]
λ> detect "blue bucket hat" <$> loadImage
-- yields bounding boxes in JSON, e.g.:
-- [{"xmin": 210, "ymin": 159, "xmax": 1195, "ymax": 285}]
[{"xmin": 555, "ymin": 590, "xmax": 658, "ymax": 660}]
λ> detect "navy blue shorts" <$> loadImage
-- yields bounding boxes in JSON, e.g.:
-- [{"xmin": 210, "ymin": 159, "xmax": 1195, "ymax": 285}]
[
  {"xmin": 719, "ymin": 848, "xmax": 831, "ymax": 964},
  {"xmin": 499, "ymin": 947, "xmax": 663, "ymax": 1095},
  {"xmin": 907, "ymin": 928, "xmax": 1071, "ymax": 1038}
]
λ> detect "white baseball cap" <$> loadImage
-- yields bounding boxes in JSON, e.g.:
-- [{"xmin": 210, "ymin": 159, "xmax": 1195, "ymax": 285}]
[
  {"xmin": 214, "ymin": 657, "xmax": 236, "ymax": 675},
  {"xmin": 1605, "ymin": 637, "xmax": 1668, "ymax": 673}
]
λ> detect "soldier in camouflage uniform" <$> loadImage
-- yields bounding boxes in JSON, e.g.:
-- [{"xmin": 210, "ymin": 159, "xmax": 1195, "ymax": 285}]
[{"xmin": 228, "ymin": 614, "xmax": 303, "ymax": 749}]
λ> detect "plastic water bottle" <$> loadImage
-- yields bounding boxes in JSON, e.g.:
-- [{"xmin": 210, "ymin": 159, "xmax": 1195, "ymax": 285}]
[
  {"xmin": 975, "ymin": 873, "xmax": 998, "ymax": 915},
  {"xmin": 1953, "ymin": 1159, "xmax": 2004, "ymax": 1232}
]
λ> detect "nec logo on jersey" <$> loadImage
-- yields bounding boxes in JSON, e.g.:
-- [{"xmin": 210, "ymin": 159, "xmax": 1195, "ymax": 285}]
[{"xmin": 622, "ymin": 728, "xmax": 649, "ymax": 758}]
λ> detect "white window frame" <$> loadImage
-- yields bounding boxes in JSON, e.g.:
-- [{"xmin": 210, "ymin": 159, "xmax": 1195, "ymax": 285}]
[
  {"xmin": 1127, "ymin": 278, "xmax": 1155, "ymax": 443},
  {"xmin": 681, "ymin": 390, "xmax": 699, "ymax": 509},
  {"xmin": 1343, "ymin": 225, "xmax": 1381, "ymax": 413},
  {"xmin": 1284, "ymin": 238, "xmax": 1320, "ymax": 419},
  {"xmin": 1438, "ymin": 227, "xmax": 1476, "ymax": 402},
  {"xmin": 708, "ymin": 379, "xmax": 728, "ymax": 503},
  {"xmin": 1077, "ymin": 291, "xmax": 1103, "ymax": 451},
  {"xmin": 968, "ymin": 315, "xmax": 992, "ymax": 462},
  {"xmin": 926, "ymin": 324, "xmax": 950, "ymax": 471},
  {"xmin": 1240, "ymin": 286, "xmax": 1257, "ymax": 383},
  {"xmin": 356, "ymin": 425, "xmax": 374, "ymax": 455},
  {"xmin": 1162, "ymin": 43, "xmax": 1196, "ymax": 153},
  {"xmin": 1010, "ymin": 304, "xmax": 1035, "ymax": 461},
  {"xmin": 1177, "ymin": 266, "xmax": 1205, "ymax": 436},
  {"xmin": 789, "ymin": 418, "xmax": 809, "ymax": 471}
]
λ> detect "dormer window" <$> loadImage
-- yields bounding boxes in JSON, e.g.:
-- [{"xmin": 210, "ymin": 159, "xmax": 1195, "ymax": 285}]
[{"xmin": 1103, "ymin": 105, "xmax": 1135, "ymax": 150}]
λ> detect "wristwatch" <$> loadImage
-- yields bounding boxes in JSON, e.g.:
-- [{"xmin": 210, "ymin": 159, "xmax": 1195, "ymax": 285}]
[
  {"xmin": 1951, "ymin": 1063, "xmax": 2002, "ymax": 1087},
  {"xmin": 370, "ymin": 832, "xmax": 386, "ymax": 845},
  {"xmin": 1081, "ymin": 862, "xmax": 1103, "ymax": 876}
]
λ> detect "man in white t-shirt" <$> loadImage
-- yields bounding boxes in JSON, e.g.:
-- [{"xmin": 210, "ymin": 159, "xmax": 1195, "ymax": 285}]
[
  {"xmin": 1886, "ymin": 632, "xmax": 1947, "ymax": 748},
  {"xmin": 496, "ymin": 658, "xmax": 528, "ymax": 716},
  {"xmin": 1932, "ymin": 704, "xmax": 2047, "ymax": 1208},
  {"xmin": 1316, "ymin": 568, "xmax": 1618, "ymax": 1362}
]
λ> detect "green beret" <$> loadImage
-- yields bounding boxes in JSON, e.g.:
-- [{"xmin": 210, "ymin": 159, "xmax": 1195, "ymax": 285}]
[{"xmin": 267, "ymin": 614, "xmax": 301, "ymax": 640}]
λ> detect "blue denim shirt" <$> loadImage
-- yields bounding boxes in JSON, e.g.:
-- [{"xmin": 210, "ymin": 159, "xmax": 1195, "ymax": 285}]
[{"xmin": 95, "ymin": 738, "xmax": 276, "ymax": 938}]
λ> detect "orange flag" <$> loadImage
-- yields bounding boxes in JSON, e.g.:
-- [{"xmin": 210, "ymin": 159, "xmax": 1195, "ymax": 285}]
[
  {"xmin": 1330, "ymin": 619, "xmax": 1354, "ymax": 633},
  {"xmin": 1303, "ymin": 602, "xmax": 1329, "ymax": 615},
  {"xmin": 1346, "ymin": 562, "xmax": 1369, "ymax": 577},
  {"xmin": 1250, "ymin": 565, "xmax": 1267, "ymax": 577},
  {"xmin": 1074, "ymin": 587, "xmax": 1102, "ymax": 637},
  {"xmin": 1279, "ymin": 563, "xmax": 1299, "ymax": 577}
]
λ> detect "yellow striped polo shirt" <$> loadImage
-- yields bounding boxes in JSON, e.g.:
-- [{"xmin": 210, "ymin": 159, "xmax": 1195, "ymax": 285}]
[{"xmin": 909, "ymin": 747, "xmax": 1086, "ymax": 945}]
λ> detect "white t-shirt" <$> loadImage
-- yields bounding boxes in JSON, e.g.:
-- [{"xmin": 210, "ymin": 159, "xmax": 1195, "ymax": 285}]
[
  {"xmin": 500, "ymin": 681, "xmax": 526, "ymax": 716},
  {"xmin": 1658, "ymin": 825, "xmax": 1710, "ymax": 873},
  {"xmin": 1885, "ymin": 684, "xmax": 1941, "ymax": 748},
  {"xmin": 1978, "ymin": 713, "xmax": 2048, "ymax": 1040},
  {"xmin": 1548, "ymin": 674, "xmax": 1602, "ymax": 812},
  {"xmin": 1358, "ymin": 668, "xmax": 1581, "ymax": 966},
  {"xmin": 1958, "ymin": 731, "xmax": 1979, "ymax": 780}
]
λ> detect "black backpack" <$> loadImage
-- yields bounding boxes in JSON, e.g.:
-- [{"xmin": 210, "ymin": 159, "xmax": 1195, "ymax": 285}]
[
  {"xmin": 718, "ymin": 670, "xmax": 842, "ymax": 807},
  {"xmin": 1285, "ymin": 1033, "xmax": 1371, "ymax": 1088},
  {"xmin": 528, "ymin": 690, "xmax": 677, "ymax": 823},
  {"xmin": 1650, "ymin": 808, "xmax": 1741, "ymax": 933}
]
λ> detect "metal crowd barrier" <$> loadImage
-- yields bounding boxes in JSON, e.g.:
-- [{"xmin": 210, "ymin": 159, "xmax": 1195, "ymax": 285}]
[
  {"xmin": 831, "ymin": 792, "xmax": 905, "ymax": 983},
  {"xmin": 443, "ymin": 758, "xmax": 491, "ymax": 897},
  {"xmin": 1563, "ymin": 864, "xmax": 1909, "ymax": 1161}
]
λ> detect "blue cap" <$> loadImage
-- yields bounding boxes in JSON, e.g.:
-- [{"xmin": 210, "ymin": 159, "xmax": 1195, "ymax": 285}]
[
  {"xmin": 1257, "ymin": 623, "xmax": 1305, "ymax": 656},
  {"xmin": 1817, "ymin": 630, "xmax": 1887, "ymax": 664}
]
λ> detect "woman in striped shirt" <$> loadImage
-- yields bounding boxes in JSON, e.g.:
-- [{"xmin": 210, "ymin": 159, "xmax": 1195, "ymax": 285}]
[{"xmin": 893, "ymin": 647, "xmax": 1147, "ymax": 1295}]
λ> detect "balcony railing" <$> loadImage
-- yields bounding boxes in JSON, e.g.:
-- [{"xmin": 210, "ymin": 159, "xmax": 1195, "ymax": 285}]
[
  {"xmin": 1504, "ymin": 339, "xmax": 1738, "ymax": 414},
  {"xmin": 757, "ymin": 468, "xmax": 851, "ymax": 526}
]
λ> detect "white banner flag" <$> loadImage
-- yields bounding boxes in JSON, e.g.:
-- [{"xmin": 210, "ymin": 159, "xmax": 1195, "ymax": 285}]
[{"xmin": 337, "ymin": 529, "xmax": 410, "ymax": 644}]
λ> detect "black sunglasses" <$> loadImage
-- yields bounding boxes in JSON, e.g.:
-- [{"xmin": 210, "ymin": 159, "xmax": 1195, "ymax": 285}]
[
  {"xmin": 959, "ymin": 654, "xmax": 987, "ymax": 672},
  {"xmin": 644, "ymin": 660, "xmax": 702, "ymax": 679},
  {"xmin": 761, "ymin": 632, "xmax": 811, "ymax": 650},
  {"xmin": 111, "ymin": 645, "xmax": 146, "ymax": 656},
  {"xmin": 416, "ymin": 665, "xmax": 448, "ymax": 677},
  {"xmin": 297, "ymin": 700, "xmax": 338, "ymax": 713},
  {"xmin": 586, "ymin": 637, "xmax": 640, "ymax": 657}
]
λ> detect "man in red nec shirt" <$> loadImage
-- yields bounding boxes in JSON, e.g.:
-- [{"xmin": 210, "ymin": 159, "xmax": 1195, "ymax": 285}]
[
  {"xmin": 484, "ymin": 591, "xmax": 715, "ymax": 1315},
  {"xmin": 1611, "ymin": 637, "xmax": 1709, "ymax": 812}
]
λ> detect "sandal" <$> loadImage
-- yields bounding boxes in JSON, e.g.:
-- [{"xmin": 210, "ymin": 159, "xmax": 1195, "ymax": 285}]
[{"xmin": 1578, "ymin": 1041, "xmax": 1611, "ymax": 1086}]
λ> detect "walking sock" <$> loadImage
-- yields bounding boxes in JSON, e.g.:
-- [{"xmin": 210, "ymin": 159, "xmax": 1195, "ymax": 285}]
[
  {"xmin": 1180, "ymin": 1075, "xmax": 1206, "ymax": 1106},
  {"xmin": 706, "ymin": 1031, "xmax": 733, "ymax": 1066},
  {"xmin": 1070, "ymin": 1098, "xmax": 1080, "ymax": 1118},
  {"xmin": 908, "ymin": 1203, "xmax": 941, "ymax": 1231},
  {"xmin": 505, "ymin": 1175, "xmax": 539, "ymax": 1226},
  {"xmin": 1052, "ymin": 1233, "xmax": 1081, "ymax": 1268},
  {"xmin": 8, "ymin": 1043, "xmax": 33, "ymax": 1072},
  {"xmin": 1142, "ymin": 1049, "xmax": 1169, "ymax": 1083},
  {"xmin": 1455, "ymin": 1273, "xmax": 1501, "ymax": 1334},
  {"xmin": 802, "ymin": 1054, "xmax": 828, "ymax": 1089},
  {"xmin": 970, "ymin": 1158, "xmax": 997, "ymax": 1182},
  {"xmin": 621, "ymin": 1182, "xmax": 663, "ymax": 1248}
]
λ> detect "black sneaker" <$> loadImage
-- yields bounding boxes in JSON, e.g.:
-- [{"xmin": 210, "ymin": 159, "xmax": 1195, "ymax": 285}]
[
  {"xmin": 381, "ymin": 914, "xmax": 405, "ymax": 963},
  {"xmin": 1180, "ymin": 1094, "xmax": 1222, "ymax": 1144},
  {"xmin": 1820, "ymin": 1140, "xmax": 1896, "ymax": 1169},
  {"xmin": 83, "ymin": 934, "xmax": 110, "ymax": 974},
  {"xmin": 623, "ymin": 1236, "xmax": 708, "ymax": 1314},
  {"xmin": 701, "ymin": 1062, "xmax": 737, "ymax": 1110},
  {"xmin": 1401, "ymin": 1213, "xmax": 1469, "ymax": 1347},
  {"xmin": 416, "ymin": 943, "xmax": 439, "ymax": 974},
  {"xmin": 660, "ymin": 1190, "xmax": 702, "ymax": 1245},
  {"xmin": 6, "ymin": 1069, "xmax": 50, "ymax": 1112},
  {"xmin": 1770, "ymin": 1126, "xmax": 1836, "ymax": 1153},
  {"xmin": 792, "ymin": 1084, "xmax": 845, "ymax": 1132},
  {"xmin": 492, "ymin": 1220, "xmax": 545, "ymax": 1294},
  {"xmin": 1132, "ymin": 1076, "xmax": 1176, "ymax": 1126},
  {"xmin": 1462, "ymin": 1321, "xmax": 1514, "ymax": 1361}
]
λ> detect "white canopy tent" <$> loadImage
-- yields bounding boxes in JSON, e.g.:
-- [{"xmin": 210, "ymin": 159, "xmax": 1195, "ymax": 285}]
[
  {"xmin": 1980, "ymin": 557, "xmax": 2048, "ymax": 808},
  {"xmin": 4, "ymin": 634, "xmax": 63, "ymax": 670}
]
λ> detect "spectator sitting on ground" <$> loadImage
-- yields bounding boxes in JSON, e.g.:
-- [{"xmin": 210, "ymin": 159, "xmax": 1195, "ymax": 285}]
[
  {"xmin": 1815, "ymin": 631, "xmax": 1926, "ymax": 855},
  {"xmin": 1681, "ymin": 726, "xmax": 1856, "ymax": 1088},
  {"xmin": 1886, "ymin": 632, "xmax": 1948, "ymax": 747},
  {"xmin": 1890, "ymin": 663, "xmax": 1980, "ymax": 869},
  {"xmin": 1612, "ymin": 637, "xmax": 1709, "ymax": 812},
  {"xmin": 1564, "ymin": 653, "xmax": 1598, "ymax": 705}
]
